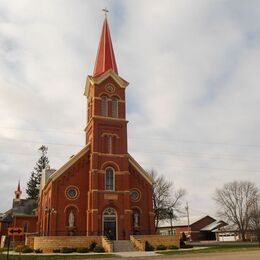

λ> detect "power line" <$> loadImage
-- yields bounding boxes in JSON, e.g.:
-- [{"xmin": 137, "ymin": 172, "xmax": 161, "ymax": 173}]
[
  {"xmin": 1, "ymin": 126, "xmax": 260, "ymax": 148},
  {"xmin": 2, "ymin": 137, "xmax": 260, "ymax": 163}
]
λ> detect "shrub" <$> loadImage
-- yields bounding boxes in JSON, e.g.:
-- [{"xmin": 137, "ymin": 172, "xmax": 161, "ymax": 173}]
[
  {"xmin": 145, "ymin": 241, "xmax": 154, "ymax": 251},
  {"xmin": 14, "ymin": 245, "xmax": 24, "ymax": 253},
  {"xmin": 93, "ymin": 246, "xmax": 105, "ymax": 253},
  {"xmin": 180, "ymin": 244, "xmax": 193, "ymax": 249},
  {"xmin": 53, "ymin": 249, "xmax": 61, "ymax": 253},
  {"xmin": 34, "ymin": 248, "xmax": 43, "ymax": 254},
  {"xmin": 21, "ymin": 246, "xmax": 34, "ymax": 253},
  {"xmin": 0, "ymin": 248, "xmax": 7, "ymax": 253},
  {"xmin": 168, "ymin": 245, "xmax": 179, "ymax": 250},
  {"xmin": 156, "ymin": 244, "xmax": 167, "ymax": 250},
  {"xmin": 76, "ymin": 247, "xmax": 89, "ymax": 253},
  {"xmin": 15, "ymin": 245, "xmax": 33, "ymax": 253},
  {"xmin": 89, "ymin": 240, "xmax": 97, "ymax": 251},
  {"xmin": 60, "ymin": 247, "xmax": 75, "ymax": 253}
]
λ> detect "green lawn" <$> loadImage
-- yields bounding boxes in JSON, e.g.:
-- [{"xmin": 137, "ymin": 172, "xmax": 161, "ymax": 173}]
[
  {"xmin": 158, "ymin": 244, "xmax": 260, "ymax": 255},
  {"xmin": 0, "ymin": 253, "xmax": 118, "ymax": 260}
]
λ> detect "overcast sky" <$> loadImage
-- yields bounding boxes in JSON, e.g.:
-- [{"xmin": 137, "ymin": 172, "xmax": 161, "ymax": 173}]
[{"xmin": 1, "ymin": 0, "xmax": 260, "ymax": 219}]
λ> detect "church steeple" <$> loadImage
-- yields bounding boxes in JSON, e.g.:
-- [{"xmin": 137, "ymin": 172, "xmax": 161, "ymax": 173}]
[
  {"xmin": 14, "ymin": 180, "xmax": 22, "ymax": 201},
  {"xmin": 93, "ymin": 17, "xmax": 118, "ymax": 76}
]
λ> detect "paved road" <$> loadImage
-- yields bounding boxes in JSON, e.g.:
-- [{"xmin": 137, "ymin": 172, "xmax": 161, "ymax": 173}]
[{"xmin": 104, "ymin": 250, "xmax": 260, "ymax": 260}]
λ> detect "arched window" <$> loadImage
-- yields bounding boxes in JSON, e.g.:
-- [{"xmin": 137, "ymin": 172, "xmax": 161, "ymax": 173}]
[
  {"xmin": 111, "ymin": 97, "xmax": 118, "ymax": 118},
  {"xmin": 105, "ymin": 167, "xmax": 115, "ymax": 191},
  {"xmin": 103, "ymin": 208, "xmax": 117, "ymax": 240},
  {"xmin": 101, "ymin": 95, "xmax": 107, "ymax": 116}
]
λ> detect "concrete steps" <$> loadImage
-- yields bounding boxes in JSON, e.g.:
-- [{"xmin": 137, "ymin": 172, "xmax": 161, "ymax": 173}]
[{"xmin": 113, "ymin": 240, "xmax": 138, "ymax": 252}]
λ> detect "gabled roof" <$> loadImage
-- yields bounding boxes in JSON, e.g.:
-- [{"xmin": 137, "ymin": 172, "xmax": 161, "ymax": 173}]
[
  {"xmin": 201, "ymin": 220, "xmax": 228, "ymax": 231},
  {"xmin": 84, "ymin": 69, "xmax": 129, "ymax": 97},
  {"xmin": 128, "ymin": 154, "xmax": 154, "ymax": 185},
  {"xmin": 12, "ymin": 199, "xmax": 37, "ymax": 216},
  {"xmin": 45, "ymin": 144, "xmax": 90, "ymax": 184},
  {"xmin": 93, "ymin": 17, "xmax": 118, "ymax": 77},
  {"xmin": 158, "ymin": 215, "xmax": 216, "ymax": 228}
]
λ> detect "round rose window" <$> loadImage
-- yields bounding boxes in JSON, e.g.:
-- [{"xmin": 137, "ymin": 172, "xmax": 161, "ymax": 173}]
[
  {"xmin": 130, "ymin": 190, "xmax": 140, "ymax": 202},
  {"xmin": 66, "ymin": 187, "xmax": 79, "ymax": 200}
]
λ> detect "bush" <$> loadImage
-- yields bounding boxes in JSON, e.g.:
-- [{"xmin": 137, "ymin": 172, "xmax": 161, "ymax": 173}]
[
  {"xmin": 76, "ymin": 247, "xmax": 89, "ymax": 253},
  {"xmin": 145, "ymin": 241, "xmax": 154, "ymax": 251},
  {"xmin": 156, "ymin": 244, "xmax": 167, "ymax": 250},
  {"xmin": 14, "ymin": 245, "xmax": 33, "ymax": 253},
  {"xmin": 180, "ymin": 244, "xmax": 193, "ymax": 249},
  {"xmin": 0, "ymin": 248, "xmax": 7, "ymax": 253},
  {"xmin": 89, "ymin": 240, "xmax": 97, "ymax": 251},
  {"xmin": 34, "ymin": 248, "xmax": 43, "ymax": 254},
  {"xmin": 60, "ymin": 247, "xmax": 75, "ymax": 253},
  {"xmin": 53, "ymin": 249, "xmax": 61, "ymax": 253},
  {"xmin": 14, "ymin": 245, "xmax": 24, "ymax": 253},
  {"xmin": 168, "ymin": 245, "xmax": 179, "ymax": 250},
  {"xmin": 93, "ymin": 246, "xmax": 105, "ymax": 253},
  {"xmin": 21, "ymin": 246, "xmax": 34, "ymax": 253}
]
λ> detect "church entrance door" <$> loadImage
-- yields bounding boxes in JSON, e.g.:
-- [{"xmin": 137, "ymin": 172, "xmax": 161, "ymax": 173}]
[{"xmin": 103, "ymin": 208, "xmax": 117, "ymax": 240}]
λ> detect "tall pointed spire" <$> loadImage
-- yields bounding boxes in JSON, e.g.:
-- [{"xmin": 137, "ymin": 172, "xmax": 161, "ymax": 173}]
[
  {"xmin": 15, "ymin": 180, "xmax": 22, "ymax": 201},
  {"xmin": 17, "ymin": 180, "xmax": 21, "ymax": 193},
  {"xmin": 93, "ymin": 16, "xmax": 118, "ymax": 76}
]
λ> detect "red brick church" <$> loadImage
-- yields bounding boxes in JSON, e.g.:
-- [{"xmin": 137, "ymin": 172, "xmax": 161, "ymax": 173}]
[{"xmin": 37, "ymin": 16, "xmax": 155, "ymax": 240}]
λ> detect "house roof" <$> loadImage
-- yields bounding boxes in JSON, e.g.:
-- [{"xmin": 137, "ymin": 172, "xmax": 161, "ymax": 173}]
[
  {"xmin": 9, "ymin": 199, "xmax": 37, "ymax": 216},
  {"xmin": 201, "ymin": 220, "xmax": 228, "ymax": 231},
  {"xmin": 213, "ymin": 223, "xmax": 238, "ymax": 232},
  {"xmin": 158, "ymin": 215, "xmax": 216, "ymax": 228}
]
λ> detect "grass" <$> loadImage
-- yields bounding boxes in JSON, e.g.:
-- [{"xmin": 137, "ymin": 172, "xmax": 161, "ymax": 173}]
[
  {"xmin": 0, "ymin": 253, "xmax": 118, "ymax": 260},
  {"xmin": 158, "ymin": 244, "xmax": 260, "ymax": 255}
]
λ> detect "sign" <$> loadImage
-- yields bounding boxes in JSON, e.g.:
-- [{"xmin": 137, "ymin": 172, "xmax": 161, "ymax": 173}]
[{"xmin": 7, "ymin": 227, "xmax": 24, "ymax": 236}]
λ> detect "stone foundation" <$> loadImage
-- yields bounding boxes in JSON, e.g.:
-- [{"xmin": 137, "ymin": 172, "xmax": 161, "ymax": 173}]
[
  {"xmin": 130, "ymin": 235, "xmax": 180, "ymax": 251},
  {"xmin": 28, "ymin": 236, "xmax": 110, "ymax": 253}
]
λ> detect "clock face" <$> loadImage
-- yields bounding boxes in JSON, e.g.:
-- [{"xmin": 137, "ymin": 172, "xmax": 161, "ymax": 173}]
[
  {"xmin": 130, "ymin": 190, "xmax": 140, "ymax": 202},
  {"xmin": 105, "ymin": 84, "xmax": 115, "ymax": 93}
]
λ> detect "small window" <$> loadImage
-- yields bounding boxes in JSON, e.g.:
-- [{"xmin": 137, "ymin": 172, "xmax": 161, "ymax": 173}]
[
  {"xmin": 108, "ymin": 135, "xmax": 112, "ymax": 154},
  {"xmin": 105, "ymin": 167, "xmax": 114, "ymax": 191},
  {"xmin": 101, "ymin": 96, "xmax": 108, "ymax": 116},
  {"xmin": 111, "ymin": 97, "xmax": 118, "ymax": 118},
  {"xmin": 23, "ymin": 222, "xmax": 29, "ymax": 233},
  {"xmin": 65, "ymin": 186, "xmax": 79, "ymax": 200},
  {"xmin": 130, "ymin": 189, "xmax": 140, "ymax": 201}
]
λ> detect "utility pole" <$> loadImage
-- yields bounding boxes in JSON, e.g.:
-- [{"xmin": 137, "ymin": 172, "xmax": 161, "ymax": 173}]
[{"xmin": 185, "ymin": 202, "xmax": 191, "ymax": 241}]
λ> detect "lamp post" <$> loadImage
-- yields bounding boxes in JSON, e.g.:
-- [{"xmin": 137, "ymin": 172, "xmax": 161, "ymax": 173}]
[
  {"xmin": 2, "ymin": 214, "xmax": 13, "ymax": 260},
  {"xmin": 44, "ymin": 207, "xmax": 56, "ymax": 236}
]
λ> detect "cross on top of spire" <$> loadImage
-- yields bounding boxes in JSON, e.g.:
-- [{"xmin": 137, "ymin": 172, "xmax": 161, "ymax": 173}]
[
  {"xmin": 102, "ymin": 8, "xmax": 109, "ymax": 17},
  {"xmin": 93, "ymin": 12, "xmax": 118, "ymax": 77}
]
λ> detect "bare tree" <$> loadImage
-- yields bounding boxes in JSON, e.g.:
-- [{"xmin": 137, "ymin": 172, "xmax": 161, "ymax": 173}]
[
  {"xmin": 214, "ymin": 181, "xmax": 259, "ymax": 241},
  {"xmin": 150, "ymin": 170, "xmax": 186, "ymax": 231},
  {"xmin": 249, "ymin": 200, "xmax": 260, "ymax": 245}
]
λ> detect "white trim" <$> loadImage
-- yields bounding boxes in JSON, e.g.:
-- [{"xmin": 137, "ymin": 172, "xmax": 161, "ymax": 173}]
[
  {"xmin": 47, "ymin": 144, "xmax": 90, "ymax": 183},
  {"xmin": 128, "ymin": 154, "xmax": 154, "ymax": 185},
  {"xmin": 102, "ymin": 207, "xmax": 118, "ymax": 240},
  {"xmin": 84, "ymin": 69, "xmax": 129, "ymax": 97}
]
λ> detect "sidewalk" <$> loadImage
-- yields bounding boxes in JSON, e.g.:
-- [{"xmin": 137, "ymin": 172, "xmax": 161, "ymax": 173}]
[{"xmin": 114, "ymin": 251, "xmax": 160, "ymax": 257}]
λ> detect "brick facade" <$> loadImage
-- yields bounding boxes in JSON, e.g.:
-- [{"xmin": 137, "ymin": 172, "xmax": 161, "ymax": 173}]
[{"xmin": 37, "ymin": 17, "xmax": 155, "ymax": 241}]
